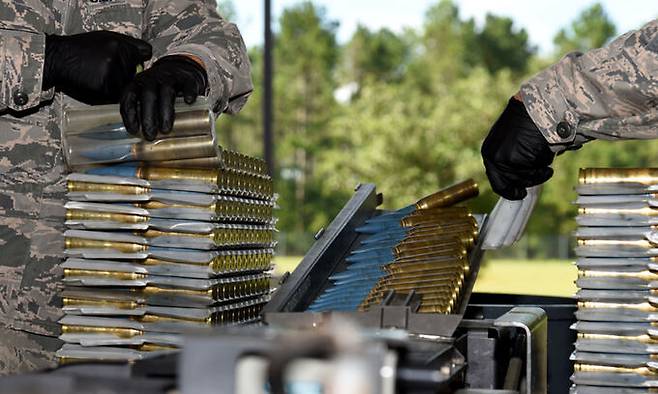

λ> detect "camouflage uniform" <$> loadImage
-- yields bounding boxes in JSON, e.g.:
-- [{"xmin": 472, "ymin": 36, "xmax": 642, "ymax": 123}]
[
  {"xmin": 0, "ymin": 0, "xmax": 252, "ymax": 374},
  {"xmin": 520, "ymin": 19, "xmax": 658, "ymax": 151}
]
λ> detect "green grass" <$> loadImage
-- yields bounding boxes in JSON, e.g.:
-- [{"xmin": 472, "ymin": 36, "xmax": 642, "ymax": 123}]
[
  {"xmin": 474, "ymin": 259, "xmax": 576, "ymax": 297},
  {"xmin": 273, "ymin": 255, "xmax": 303, "ymax": 277},
  {"xmin": 273, "ymin": 257, "xmax": 577, "ymax": 298}
]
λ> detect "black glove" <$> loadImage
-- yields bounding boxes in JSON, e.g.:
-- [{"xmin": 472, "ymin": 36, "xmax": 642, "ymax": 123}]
[
  {"xmin": 481, "ymin": 97, "xmax": 555, "ymax": 200},
  {"xmin": 120, "ymin": 55, "xmax": 208, "ymax": 141},
  {"xmin": 43, "ymin": 31, "xmax": 152, "ymax": 105}
]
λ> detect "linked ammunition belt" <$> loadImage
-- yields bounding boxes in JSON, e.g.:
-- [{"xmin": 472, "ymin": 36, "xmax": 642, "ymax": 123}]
[{"xmin": 572, "ymin": 168, "xmax": 658, "ymax": 391}]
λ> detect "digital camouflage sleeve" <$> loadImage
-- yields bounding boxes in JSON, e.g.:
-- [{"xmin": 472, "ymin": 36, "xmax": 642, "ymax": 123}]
[
  {"xmin": 520, "ymin": 19, "xmax": 658, "ymax": 151},
  {"xmin": 144, "ymin": 0, "xmax": 254, "ymax": 114}
]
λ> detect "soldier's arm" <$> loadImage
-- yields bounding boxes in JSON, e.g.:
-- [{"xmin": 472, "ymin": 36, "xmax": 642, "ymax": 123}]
[
  {"xmin": 519, "ymin": 19, "xmax": 658, "ymax": 149},
  {"xmin": 0, "ymin": 28, "xmax": 54, "ymax": 112},
  {"xmin": 142, "ymin": 0, "xmax": 253, "ymax": 114}
]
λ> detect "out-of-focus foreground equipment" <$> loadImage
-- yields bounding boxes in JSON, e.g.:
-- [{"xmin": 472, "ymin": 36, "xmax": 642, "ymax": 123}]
[{"xmin": 572, "ymin": 168, "xmax": 658, "ymax": 393}]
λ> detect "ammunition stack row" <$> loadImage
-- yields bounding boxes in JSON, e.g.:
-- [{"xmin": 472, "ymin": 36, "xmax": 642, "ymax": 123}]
[
  {"xmin": 56, "ymin": 105, "xmax": 275, "ymax": 363},
  {"xmin": 572, "ymin": 168, "xmax": 658, "ymax": 392},
  {"xmin": 307, "ymin": 180, "xmax": 479, "ymax": 313}
]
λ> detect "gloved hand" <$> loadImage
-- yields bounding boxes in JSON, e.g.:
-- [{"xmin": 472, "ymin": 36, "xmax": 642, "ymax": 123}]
[
  {"xmin": 120, "ymin": 55, "xmax": 208, "ymax": 141},
  {"xmin": 43, "ymin": 31, "xmax": 152, "ymax": 105},
  {"xmin": 481, "ymin": 97, "xmax": 555, "ymax": 200}
]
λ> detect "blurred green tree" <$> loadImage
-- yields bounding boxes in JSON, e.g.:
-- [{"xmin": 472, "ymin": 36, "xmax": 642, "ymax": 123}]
[
  {"xmin": 273, "ymin": 2, "xmax": 341, "ymax": 234},
  {"xmin": 340, "ymin": 25, "xmax": 410, "ymax": 86},
  {"xmin": 474, "ymin": 14, "xmax": 535, "ymax": 74},
  {"xmin": 553, "ymin": 3, "xmax": 616, "ymax": 55}
]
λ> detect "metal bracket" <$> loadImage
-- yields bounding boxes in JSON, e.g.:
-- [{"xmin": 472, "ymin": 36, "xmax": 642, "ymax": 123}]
[{"xmin": 494, "ymin": 307, "xmax": 548, "ymax": 394}]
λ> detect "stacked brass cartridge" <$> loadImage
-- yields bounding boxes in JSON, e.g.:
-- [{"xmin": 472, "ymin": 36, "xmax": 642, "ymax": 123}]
[
  {"xmin": 572, "ymin": 168, "xmax": 658, "ymax": 391},
  {"xmin": 307, "ymin": 179, "xmax": 479, "ymax": 313},
  {"xmin": 56, "ymin": 102, "xmax": 275, "ymax": 363}
]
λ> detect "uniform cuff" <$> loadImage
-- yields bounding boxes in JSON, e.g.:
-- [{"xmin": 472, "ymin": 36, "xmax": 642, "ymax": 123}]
[
  {"xmin": 520, "ymin": 65, "xmax": 581, "ymax": 147},
  {"xmin": 1, "ymin": 30, "xmax": 47, "ymax": 111}
]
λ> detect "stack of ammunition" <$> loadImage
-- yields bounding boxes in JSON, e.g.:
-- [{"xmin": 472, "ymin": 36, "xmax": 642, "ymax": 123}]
[
  {"xmin": 307, "ymin": 180, "xmax": 479, "ymax": 314},
  {"xmin": 572, "ymin": 168, "xmax": 658, "ymax": 391},
  {"xmin": 56, "ymin": 102, "xmax": 275, "ymax": 363}
]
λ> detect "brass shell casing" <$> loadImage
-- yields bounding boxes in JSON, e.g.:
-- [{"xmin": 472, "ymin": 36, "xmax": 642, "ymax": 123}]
[
  {"xmin": 577, "ymin": 238, "xmax": 654, "ymax": 248},
  {"xmin": 66, "ymin": 209, "xmax": 148, "ymax": 223},
  {"xmin": 64, "ymin": 269, "xmax": 145, "ymax": 280},
  {"xmin": 415, "ymin": 179, "xmax": 479, "ymax": 210},
  {"xmin": 169, "ymin": 110, "xmax": 213, "ymax": 136},
  {"xmin": 574, "ymin": 363, "xmax": 658, "ymax": 376},
  {"xmin": 579, "ymin": 168, "xmax": 658, "ymax": 185},
  {"xmin": 579, "ymin": 206, "xmax": 658, "ymax": 216},
  {"xmin": 61, "ymin": 325, "xmax": 143, "ymax": 338},
  {"xmin": 578, "ymin": 301, "xmax": 657, "ymax": 312},
  {"xmin": 65, "ymin": 238, "xmax": 147, "ymax": 253},
  {"xmin": 67, "ymin": 181, "xmax": 149, "ymax": 195},
  {"xmin": 579, "ymin": 269, "xmax": 658, "ymax": 281},
  {"xmin": 134, "ymin": 135, "xmax": 217, "ymax": 162}
]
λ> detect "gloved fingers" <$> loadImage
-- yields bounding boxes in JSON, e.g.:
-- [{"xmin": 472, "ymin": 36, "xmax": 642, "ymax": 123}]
[
  {"xmin": 120, "ymin": 83, "xmax": 141, "ymax": 136},
  {"xmin": 485, "ymin": 168, "xmax": 528, "ymax": 200},
  {"xmin": 182, "ymin": 81, "xmax": 199, "ymax": 105},
  {"xmin": 139, "ymin": 81, "xmax": 159, "ymax": 141},
  {"xmin": 526, "ymin": 166, "xmax": 554, "ymax": 186},
  {"xmin": 117, "ymin": 34, "xmax": 152, "ymax": 62},
  {"xmin": 110, "ymin": 45, "xmax": 142, "ymax": 101},
  {"xmin": 159, "ymin": 84, "xmax": 176, "ymax": 134}
]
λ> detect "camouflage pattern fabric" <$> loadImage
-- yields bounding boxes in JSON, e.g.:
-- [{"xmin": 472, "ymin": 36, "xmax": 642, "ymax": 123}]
[
  {"xmin": 0, "ymin": 0, "xmax": 252, "ymax": 374},
  {"xmin": 520, "ymin": 19, "xmax": 658, "ymax": 151}
]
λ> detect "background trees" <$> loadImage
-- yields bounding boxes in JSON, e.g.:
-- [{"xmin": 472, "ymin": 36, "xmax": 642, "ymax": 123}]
[{"xmin": 217, "ymin": 1, "xmax": 658, "ymax": 255}]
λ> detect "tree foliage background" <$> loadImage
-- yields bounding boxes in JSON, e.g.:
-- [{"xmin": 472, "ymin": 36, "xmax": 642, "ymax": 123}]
[{"xmin": 217, "ymin": 1, "xmax": 658, "ymax": 255}]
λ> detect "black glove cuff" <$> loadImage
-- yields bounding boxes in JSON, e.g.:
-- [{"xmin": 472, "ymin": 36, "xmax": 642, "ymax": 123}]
[{"xmin": 43, "ymin": 34, "xmax": 62, "ymax": 91}]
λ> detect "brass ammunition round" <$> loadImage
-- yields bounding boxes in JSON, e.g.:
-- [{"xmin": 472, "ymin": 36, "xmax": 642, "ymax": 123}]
[
  {"xmin": 579, "ymin": 206, "xmax": 658, "ymax": 216},
  {"xmin": 65, "ymin": 237, "xmax": 146, "ymax": 252},
  {"xmin": 170, "ymin": 110, "xmax": 213, "ymax": 136},
  {"xmin": 574, "ymin": 363, "xmax": 658, "ymax": 376},
  {"xmin": 66, "ymin": 209, "xmax": 148, "ymax": 223},
  {"xmin": 409, "ymin": 221, "xmax": 478, "ymax": 237},
  {"xmin": 396, "ymin": 244, "xmax": 467, "ymax": 260},
  {"xmin": 578, "ymin": 332, "xmax": 658, "ymax": 344},
  {"xmin": 141, "ymin": 285, "xmax": 210, "ymax": 298},
  {"xmin": 578, "ymin": 301, "xmax": 657, "ymax": 312},
  {"xmin": 138, "ymin": 313, "xmax": 212, "ymax": 324},
  {"xmin": 64, "ymin": 268, "xmax": 145, "ymax": 280},
  {"xmin": 135, "ymin": 135, "xmax": 217, "ymax": 162},
  {"xmin": 579, "ymin": 269, "xmax": 658, "ymax": 281},
  {"xmin": 384, "ymin": 272, "xmax": 463, "ymax": 286},
  {"xmin": 139, "ymin": 344, "xmax": 179, "ymax": 352},
  {"xmin": 415, "ymin": 179, "xmax": 479, "ymax": 210},
  {"xmin": 385, "ymin": 260, "xmax": 466, "ymax": 275},
  {"xmin": 576, "ymin": 238, "xmax": 654, "ymax": 248},
  {"xmin": 63, "ymin": 297, "xmax": 138, "ymax": 309},
  {"xmin": 401, "ymin": 213, "xmax": 472, "ymax": 228},
  {"xmin": 397, "ymin": 234, "xmax": 474, "ymax": 251},
  {"xmin": 385, "ymin": 263, "xmax": 467, "ymax": 277},
  {"xmin": 579, "ymin": 168, "xmax": 658, "ymax": 185},
  {"xmin": 140, "ymin": 229, "xmax": 212, "ymax": 239},
  {"xmin": 61, "ymin": 325, "xmax": 143, "ymax": 338},
  {"xmin": 138, "ymin": 166, "xmax": 218, "ymax": 184},
  {"xmin": 408, "ymin": 206, "xmax": 470, "ymax": 218},
  {"xmin": 67, "ymin": 181, "xmax": 149, "ymax": 195}
]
